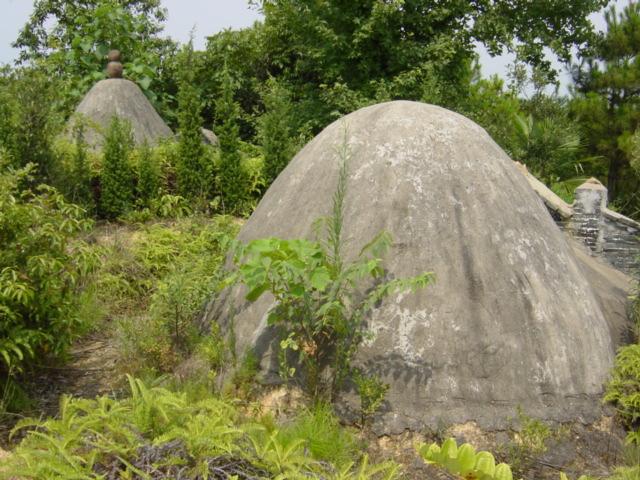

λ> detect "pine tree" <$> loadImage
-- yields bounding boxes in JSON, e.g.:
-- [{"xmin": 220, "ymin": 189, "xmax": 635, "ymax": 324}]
[
  {"xmin": 572, "ymin": 2, "xmax": 640, "ymax": 217},
  {"xmin": 6, "ymin": 69, "xmax": 57, "ymax": 182},
  {"xmin": 176, "ymin": 40, "xmax": 207, "ymax": 201},
  {"xmin": 70, "ymin": 120, "xmax": 93, "ymax": 210},
  {"xmin": 100, "ymin": 117, "xmax": 134, "ymax": 219},
  {"xmin": 215, "ymin": 64, "xmax": 246, "ymax": 214},
  {"xmin": 136, "ymin": 141, "xmax": 159, "ymax": 207},
  {"xmin": 258, "ymin": 77, "xmax": 296, "ymax": 185}
]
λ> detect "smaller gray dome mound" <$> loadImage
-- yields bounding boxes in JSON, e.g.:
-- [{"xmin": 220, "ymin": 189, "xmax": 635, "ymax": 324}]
[{"xmin": 73, "ymin": 79, "xmax": 173, "ymax": 148}]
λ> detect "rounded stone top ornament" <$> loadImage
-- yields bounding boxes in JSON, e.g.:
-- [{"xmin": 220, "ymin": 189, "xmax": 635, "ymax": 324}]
[{"xmin": 106, "ymin": 50, "xmax": 123, "ymax": 79}]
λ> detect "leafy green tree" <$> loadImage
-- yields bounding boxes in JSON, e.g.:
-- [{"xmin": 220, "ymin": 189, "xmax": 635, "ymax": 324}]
[
  {"xmin": 135, "ymin": 141, "xmax": 159, "ymax": 207},
  {"xmin": 572, "ymin": 2, "xmax": 640, "ymax": 218},
  {"xmin": 457, "ymin": 74, "xmax": 522, "ymax": 158},
  {"xmin": 14, "ymin": 0, "xmax": 165, "ymax": 60},
  {"xmin": 249, "ymin": 0, "xmax": 605, "ymax": 129},
  {"xmin": 202, "ymin": 26, "xmax": 267, "ymax": 139},
  {"xmin": 100, "ymin": 117, "xmax": 134, "ymax": 219},
  {"xmin": 14, "ymin": 0, "xmax": 171, "ymax": 111},
  {"xmin": 258, "ymin": 77, "xmax": 297, "ymax": 184},
  {"xmin": 0, "ymin": 68, "xmax": 59, "ymax": 183},
  {"xmin": 0, "ymin": 160, "xmax": 97, "ymax": 372},
  {"xmin": 512, "ymin": 109, "xmax": 582, "ymax": 184},
  {"xmin": 215, "ymin": 65, "xmax": 246, "ymax": 214},
  {"xmin": 70, "ymin": 120, "xmax": 94, "ymax": 209},
  {"xmin": 176, "ymin": 41, "xmax": 207, "ymax": 202}
]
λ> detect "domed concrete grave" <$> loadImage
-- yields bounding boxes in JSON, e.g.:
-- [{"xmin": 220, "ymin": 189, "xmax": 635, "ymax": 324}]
[
  {"xmin": 71, "ymin": 50, "xmax": 173, "ymax": 149},
  {"xmin": 204, "ymin": 100, "xmax": 616, "ymax": 433}
]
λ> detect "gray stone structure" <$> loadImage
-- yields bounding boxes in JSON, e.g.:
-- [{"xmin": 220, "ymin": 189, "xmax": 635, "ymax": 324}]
[
  {"xmin": 518, "ymin": 166, "xmax": 640, "ymax": 275},
  {"xmin": 67, "ymin": 49, "xmax": 173, "ymax": 149},
  {"xmin": 72, "ymin": 78, "xmax": 173, "ymax": 149},
  {"xmin": 205, "ymin": 101, "xmax": 625, "ymax": 433}
]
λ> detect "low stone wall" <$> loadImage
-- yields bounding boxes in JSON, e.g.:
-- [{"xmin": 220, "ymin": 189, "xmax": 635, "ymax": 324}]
[
  {"xmin": 518, "ymin": 165, "xmax": 640, "ymax": 276},
  {"xmin": 570, "ymin": 180, "xmax": 640, "ymax": 274}
]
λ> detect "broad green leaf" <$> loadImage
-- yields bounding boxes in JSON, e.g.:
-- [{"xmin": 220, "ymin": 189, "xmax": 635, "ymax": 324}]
[
  {"xmin": 456, "ymin": 443, "xmax": 476, "ymax": 474},
  {"xmin": 310, "ymin": 268, "xmax": 331, "ymax": 291},
  {"xmin": 246, "ymin": 284, "xmax": 269, "ymax": 302},
  {"xmin": 440, "ymin": 438, "xmax": 458, "ymax": 460},
  {"xmin": 138, "ymin": 76, "xmax": 152, "ymax": 90},
  {"xmin": 475, "ymin": 451, "xmax": 496, "ymax": 477},
  {"xmin": 494, "ymin": 463, "xmax": 513, "ymax": 480}
]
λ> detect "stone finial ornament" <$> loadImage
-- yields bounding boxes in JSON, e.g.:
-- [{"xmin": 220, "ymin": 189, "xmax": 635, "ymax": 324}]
[{"xmin": 106, "ymin": 49, "xmax": 123, "ymax": 78}]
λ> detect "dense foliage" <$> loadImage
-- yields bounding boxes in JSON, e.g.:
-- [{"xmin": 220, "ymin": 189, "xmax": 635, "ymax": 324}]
[
  {"xmin": 258, "ymin": 77, "xmax": 297, "ymax": 184},
  {"xmin": 605, "ymin": 344, "xmax": 640, "ymax": 430},
  {"xmin": 13, "ymin": 0, "xmax": 171, "ymax": 110},
  {"xmin": 3, "ymin": 377, "xmax": 397, "ymax": 479},
  {"xmin": 572, "ymin": 2, "xmax": 640, "ymax": 217},
  {"xmin": 176, "ymin": 41, "xmax": 208, "ymax": 202},
  {"xmin": 216, "ymin": 66, "xmax": 247, "ymax": 214},
  {"xmin": 99, "ymin": 117, "xmax": 134, "ymax": 219},
  {"xmin": 135, "ymin": 141, "xmax": 159, "ymax": 208},
  {"xmin": 0, "ymin": 162, "xmax": 96, "ymax": 372},
  {"xmin": 0, "ymin": 69, "xmax": 59, "ymax": 183}
]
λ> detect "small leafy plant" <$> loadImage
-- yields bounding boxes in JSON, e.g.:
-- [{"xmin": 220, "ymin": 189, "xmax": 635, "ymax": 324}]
[
  {"xmin": 418, "ymin": 438, "xmax": 514, "ymax": 480},
  {"xmin": 605, "ymin": 344, "xmax": 640, "ymax": 437},
  {"xmin": 353, "ymin": 370, "xmax": 390, "ymax": 428},
  {"xmin": 232, "ymin": 135, "xmax": 434, "ymax": 399},
  {"xmin": 0, "ymin": 162, "xmax": 97, "ymax": 372},
  {"xmin": 505, "ymin": 407, "xmax": 554, "ymax": 475}
]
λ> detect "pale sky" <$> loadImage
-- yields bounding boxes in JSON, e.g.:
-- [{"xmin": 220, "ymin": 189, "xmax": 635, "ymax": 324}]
[
  {"xmin": 0, "ymin": 0, "xmax": 262, "ymax": 64},
  {"xmin": 0, "ymin": 0, "xmax": 630, "ymax": 92}
]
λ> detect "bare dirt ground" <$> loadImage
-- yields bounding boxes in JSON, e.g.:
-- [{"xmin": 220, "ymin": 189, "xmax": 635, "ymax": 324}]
[{"xmin": 0, "ymin": 331, "xmax": 121, "ymax": 448}]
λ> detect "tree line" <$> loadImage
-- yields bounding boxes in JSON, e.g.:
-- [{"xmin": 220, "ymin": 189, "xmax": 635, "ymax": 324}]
[{"xmin": 1, "ymin": 0, "xmax": 639, "ymax": 219}]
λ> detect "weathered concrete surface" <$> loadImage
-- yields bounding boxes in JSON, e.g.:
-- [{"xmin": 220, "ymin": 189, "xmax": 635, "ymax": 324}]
[
  {"xmin": 204, "ymin": 101, "xmax": 618, "ymax": 433},
  {"xmin": 73, "ymin": 78, "xmax": 173, "ymax": 148},
  {"xmin": 570, "ymin": 240, "xmax": 634, "ymax": 348},
  {"xmin": 515, "ymin": 162, "xmax": 573, "ymax": 220}
]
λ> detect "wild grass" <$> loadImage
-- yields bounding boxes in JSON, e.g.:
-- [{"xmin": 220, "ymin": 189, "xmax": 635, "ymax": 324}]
[
  {"xmin": 86, "ymin": 215, "xmax": 239, "ymax": 378},
  {"xmin": 1, "ymin": 377, "xmax": 398, "ymax": 480},
  {"xmin": 278, "ymin": 402, "xmax": 360, "ymax": 467}
]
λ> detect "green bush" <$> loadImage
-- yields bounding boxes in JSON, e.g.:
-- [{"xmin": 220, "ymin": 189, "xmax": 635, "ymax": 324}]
[
  {"xmin": 258, "ymin": 77, "xmax": 297, "ymax": 184},
  {"xmin": 152, "ymin": 193, "xmax": 191, "ymax": 219},
  {"xmin": 135, "ymin": 141, "xmax": 160, "ymax": 208},
  {"xmin": 215, "ymin": 64, "xmax": 247, "ymax": 214},
  {"xmin": 0, "ymin": 162, "xmax": 97, "ymax": 372},
  {"xmin": 68, "ymin": 119, "xmax": 94, "ymax": 210},
  {"xmin": 1, "ymin": 68, "xmax": 59, "ymax": 183},
  {"xmin": 99, "ymin": 117, "xmax": 134, "ymax": 219},
  {"xmin": 605, "ymin": 344, "xmax": 640, "ymax": 428},
  {"xmin": 504, "ymin": 407, "xmax": 556, "ymax": 475},
  {"xmin": 354, "ymin": 370, "xmax": 390, "ymax": 428},
  {"xmin": 107, "ymin": 216, "xmax": 239, "ymax": 376},
  {"xmin": 3, "ymin": 376, "xmax": 399, "ymax": 479},
  {"xmin": 176, "ymin": 41, "xmax": 209, "ymax": 202}
]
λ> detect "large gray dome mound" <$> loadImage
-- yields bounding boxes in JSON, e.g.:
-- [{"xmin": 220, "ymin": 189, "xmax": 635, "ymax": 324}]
[
  {"xmin": 73, "ymin": 79, "xmax": 173, "ymax": 148},
  {"xmin": 205, "ymin": 101, "xmax": 616, "ymax": 432}
]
